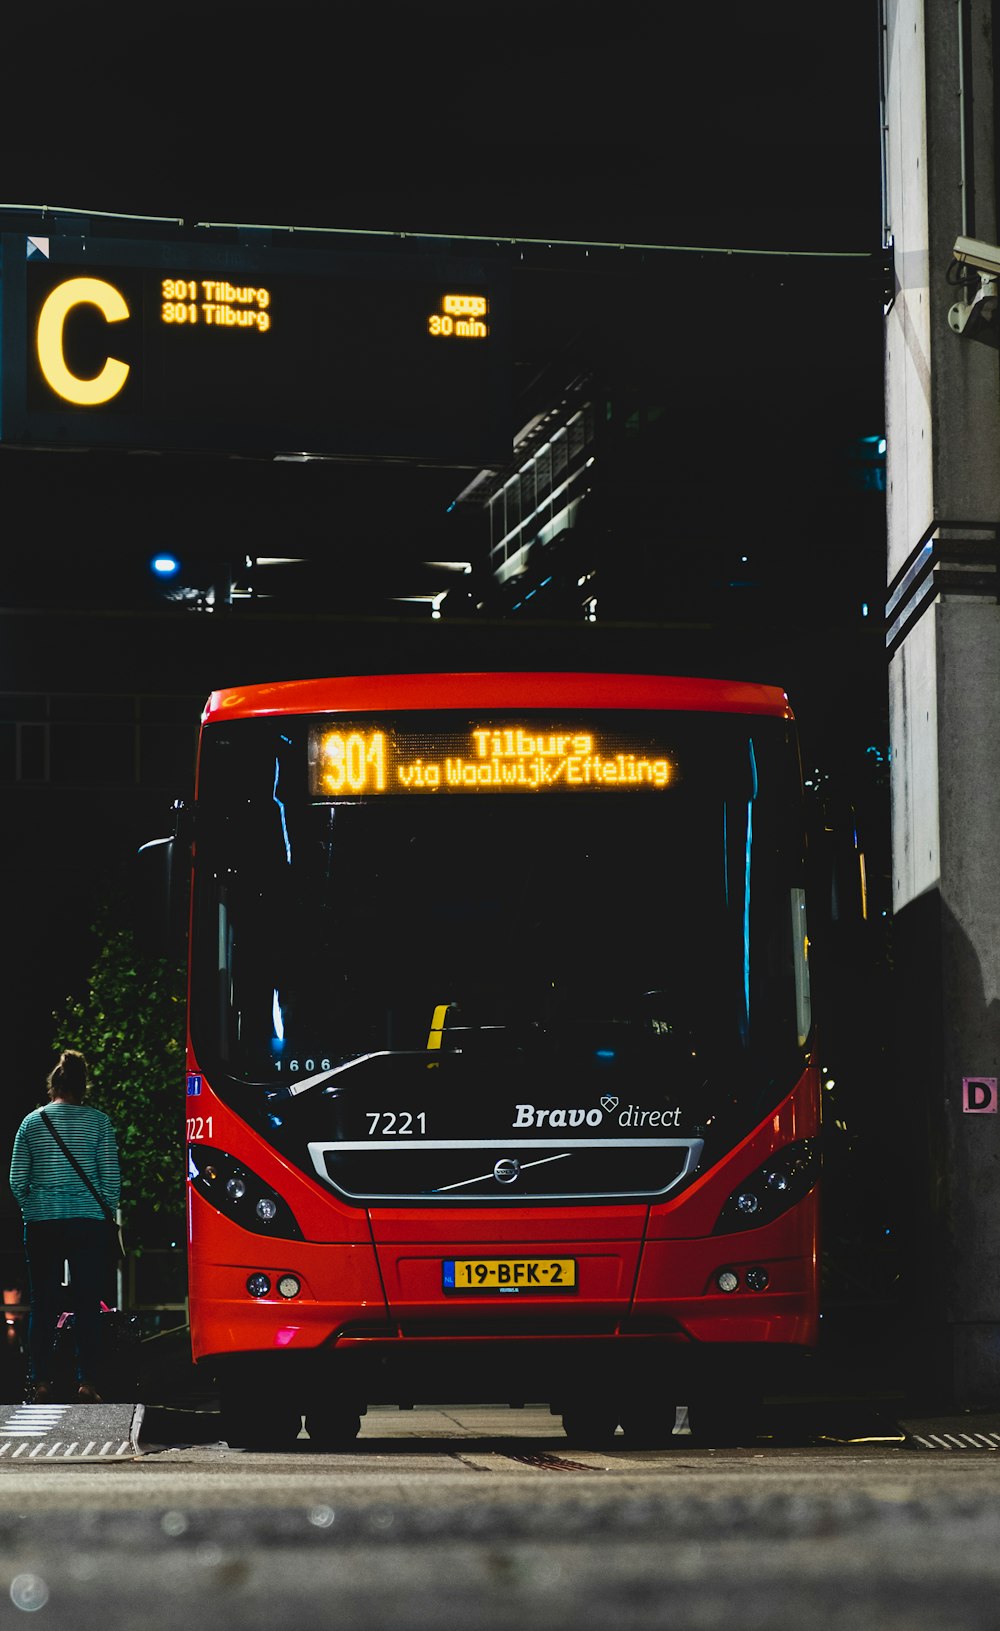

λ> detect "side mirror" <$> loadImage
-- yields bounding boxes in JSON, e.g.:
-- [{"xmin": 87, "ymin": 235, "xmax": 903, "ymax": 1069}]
[
  {"xmin": 135, "ymin": 802, "xmax": 191, "ymax": 959},
  {"xmin": 830, "ymin": 825, "xmax": 867, "ymax": 927},
  {"xmin": 805, "ymin": 789, "xmax": 867, "ymax": 935}
]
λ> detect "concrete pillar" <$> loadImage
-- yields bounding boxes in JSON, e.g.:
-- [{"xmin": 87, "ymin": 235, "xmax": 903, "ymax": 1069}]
[{"xmin": 884, "ymin": 0, "xmax": 1000, "ymax": 1404}]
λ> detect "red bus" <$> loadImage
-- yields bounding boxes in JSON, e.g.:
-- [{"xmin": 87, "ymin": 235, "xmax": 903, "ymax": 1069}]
[{"xmin": 164, "ymin": 672, "xmax": 819, "ymax": 1448}]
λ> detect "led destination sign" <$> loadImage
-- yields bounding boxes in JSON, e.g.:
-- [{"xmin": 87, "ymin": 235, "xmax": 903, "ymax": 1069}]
[
  {"xmin": 159, "ymin": 278, "xmax": 272, "ymax": 332},
  {"xmin": 309, "ymin": 723, "xmax": 675, "ymax": 795},
  {"xmin": 4, "ymin": 233, "xmax": 508, "ymax": 463}
]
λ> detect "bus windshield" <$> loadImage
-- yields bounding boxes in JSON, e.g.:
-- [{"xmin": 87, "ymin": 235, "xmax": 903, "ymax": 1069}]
[{"xmin": 190, "ymin": 709, "xmax": 811, "ymax": 1163}]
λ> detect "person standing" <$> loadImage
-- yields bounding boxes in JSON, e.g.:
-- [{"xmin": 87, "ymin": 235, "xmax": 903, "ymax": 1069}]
[{"xmin": 8, "ymin": 1049, "xmax": 122, "ymax": 1403}]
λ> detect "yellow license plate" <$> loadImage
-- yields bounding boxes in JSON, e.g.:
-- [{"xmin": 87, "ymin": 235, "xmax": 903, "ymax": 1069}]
[{"xmin": 443, "ymin": 1257, "xmax": 577, "ymax": 1293}]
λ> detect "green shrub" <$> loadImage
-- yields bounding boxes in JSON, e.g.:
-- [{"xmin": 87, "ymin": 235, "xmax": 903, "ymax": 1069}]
[{"xmin": 52, "ymin": 902, "xmax": 186, "ymax": 1250}]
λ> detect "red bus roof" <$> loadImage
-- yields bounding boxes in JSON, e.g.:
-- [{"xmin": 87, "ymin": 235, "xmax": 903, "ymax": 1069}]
[
  {"xmin": 204, "ymin": 675, "xmax": 796, "ymax": 727},
  {"xmin": 202, "ymin": 673, "xmax": 793, "ymax": 725}
]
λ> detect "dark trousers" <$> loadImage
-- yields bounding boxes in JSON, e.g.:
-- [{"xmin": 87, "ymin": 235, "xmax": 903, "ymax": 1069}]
[{"xmin": 23, "ymin": 1218, "xmax": 109, "ymax": 1385}]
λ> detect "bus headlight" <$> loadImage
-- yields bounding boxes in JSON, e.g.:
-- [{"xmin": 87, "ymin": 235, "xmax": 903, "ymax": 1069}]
[
  {"xmin": 188, "ymin": 1144, "xmax": 304, "ymax": 1239},
  {"xmin": 713, "ymin": 1139, "xmax": 819, "ymax": 1234}
]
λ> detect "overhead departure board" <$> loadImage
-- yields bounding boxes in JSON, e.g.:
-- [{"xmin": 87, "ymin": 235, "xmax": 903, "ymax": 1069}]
[{"xmin": 0, "ymin": 232, "xmax": 510, "ymax": 464}]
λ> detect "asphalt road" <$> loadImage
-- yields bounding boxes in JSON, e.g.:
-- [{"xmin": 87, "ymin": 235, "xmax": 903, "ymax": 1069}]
[{"xmin": 1, "ymin": 1405, "xmax": 999, "ymax": 1630}]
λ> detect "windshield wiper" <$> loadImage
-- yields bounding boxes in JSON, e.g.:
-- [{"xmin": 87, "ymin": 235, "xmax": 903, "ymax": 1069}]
[
  {"xmin": 265, "ymin": 1052, "xmax": 392, "ymax": 1100},
  {"xmin": 266, "ymin": 1048, "xmax": 462, "ymax": 1101}
]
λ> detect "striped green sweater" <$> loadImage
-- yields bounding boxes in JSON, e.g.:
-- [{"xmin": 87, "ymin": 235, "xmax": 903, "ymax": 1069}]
[{"xmin": 9, "ymin": 1103, "xmax": 121, "ymax": 1223}]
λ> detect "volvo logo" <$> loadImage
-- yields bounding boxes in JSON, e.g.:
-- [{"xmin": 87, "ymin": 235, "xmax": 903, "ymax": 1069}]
[{"xmin": 493, "ymin": 1157, "xmax": 521, "ymax": 1184}]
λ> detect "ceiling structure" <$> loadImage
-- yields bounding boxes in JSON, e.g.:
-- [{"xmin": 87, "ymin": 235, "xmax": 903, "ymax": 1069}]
[{"xmin": 1, "ymin": 3, "xmax": 885, "ymax": 625}]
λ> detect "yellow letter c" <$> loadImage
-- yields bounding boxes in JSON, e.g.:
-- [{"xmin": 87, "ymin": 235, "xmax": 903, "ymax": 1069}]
[{"xmin": 36, "ymin": 277, "xmax": 131, "ymax": 406}]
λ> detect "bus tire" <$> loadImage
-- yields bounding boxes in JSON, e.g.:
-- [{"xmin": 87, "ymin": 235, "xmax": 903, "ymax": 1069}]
[
  {"xmin": 221, "ymin": 1400, "xmax": 303, "ymax": 1450},
  {"xmin": 685, "ymin": 1392, "xmax": 762, "ymax": 1447},
  {"xmin": 560, "ymin": 1407, "xmax": 620, "ymax": 1448},
  {"xmin": 305, "ymin": 1403, "xmax": 363, "ymax": 1449},
  {"xmin": 619, "ymin": 1403, "xmax": 679, "ymax": 1448}
]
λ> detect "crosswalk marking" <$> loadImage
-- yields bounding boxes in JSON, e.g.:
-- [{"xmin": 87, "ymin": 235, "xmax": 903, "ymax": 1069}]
[
  {"xmin": 912, "ymin": 1429, "xmax": 1000, "ymax": 1450},
  {"xmin": 1, "ymin": 1406, "xmax": 69, "ymax": 1438},
  {"xmin": 0, "ymin": 1436, "xmax": 130, "ymax": 1459}
]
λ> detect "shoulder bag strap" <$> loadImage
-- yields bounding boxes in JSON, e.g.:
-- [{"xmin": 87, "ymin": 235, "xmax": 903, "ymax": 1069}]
[{"xmin": 39, "ymin": 1110, "xmax": 114, "ymax": 1223}]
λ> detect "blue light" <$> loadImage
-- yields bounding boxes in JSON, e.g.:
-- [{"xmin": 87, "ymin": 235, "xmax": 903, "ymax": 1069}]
[
  {"xmin": 151, "ymin": 554, "xmax": 180, "ymax": 577},
  {"xmin": 272, "ymin": 759, "xmax": 292, "ymax": 864},
  {"xmin": 741, "ymin": 740, "xmax": 758, "ymax": 1043}
]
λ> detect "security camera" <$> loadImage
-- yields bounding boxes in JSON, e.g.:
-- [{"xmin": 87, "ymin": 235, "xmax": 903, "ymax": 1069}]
[
  {"xmin": 952, "ymin": 236, "xmax": 1000, "ymax": 276},
  {"xmin": 949, "ymin": 236, "xmax": 1000, "ymax": 346}
]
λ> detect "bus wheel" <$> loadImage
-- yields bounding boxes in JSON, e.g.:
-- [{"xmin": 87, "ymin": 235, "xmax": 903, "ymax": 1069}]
[
  {"xmin": 221, "ymin": 1399, "xmax": 302, "ymax": 1450},
  {"xmin": 304, "ymin": 1403, "xmax": 362, "ymax": 1449},
  {"xmin": 618, "ymin": 1403, "xmax": 679, "ymax": 1448},
  {"xmin": 560, "ymin": 1407, "xmax": 620, "ymax": 1448},
  {"xmin": 685, "ymin": 1392, "xmax": 762, "ymax": 1447}
]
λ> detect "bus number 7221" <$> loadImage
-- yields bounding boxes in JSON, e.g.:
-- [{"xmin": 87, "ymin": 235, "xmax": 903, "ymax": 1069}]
[{"xmin": 365, "ymin": 1111, "xmax": 427, "ymax": 1136}]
